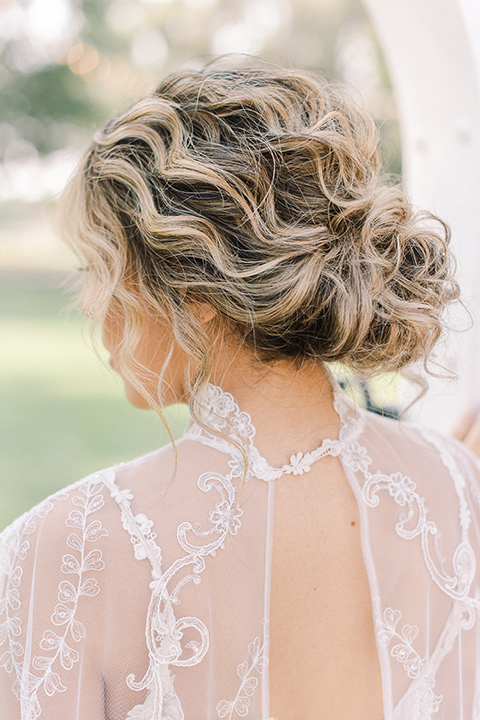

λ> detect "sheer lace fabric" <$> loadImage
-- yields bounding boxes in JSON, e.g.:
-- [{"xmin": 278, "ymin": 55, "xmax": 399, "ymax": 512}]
[{"xmin": 2, "ymin": 380, "xmax": 480, "ymax": 719}]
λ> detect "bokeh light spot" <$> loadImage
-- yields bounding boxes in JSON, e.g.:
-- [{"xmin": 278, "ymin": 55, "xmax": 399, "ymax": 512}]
[{"xmin": 79, "ymin": 49, "xmax": 100, "ymax": 76}]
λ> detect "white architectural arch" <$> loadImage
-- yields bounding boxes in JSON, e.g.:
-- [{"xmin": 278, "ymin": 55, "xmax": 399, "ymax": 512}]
[{"xmin": 363, "ymin": 0, "xmax": 480, "ymax": 430}]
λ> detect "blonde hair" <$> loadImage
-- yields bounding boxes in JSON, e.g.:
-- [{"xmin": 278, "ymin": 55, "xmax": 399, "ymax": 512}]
[{"xmin": 60, "ymin": 58, "xmax": 459, "ymax": 413}]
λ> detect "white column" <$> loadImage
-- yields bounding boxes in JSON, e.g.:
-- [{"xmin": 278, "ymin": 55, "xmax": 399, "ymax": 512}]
[{"xmin": 362, "ymin": 0, "xmax": 480, "ymax": 430}]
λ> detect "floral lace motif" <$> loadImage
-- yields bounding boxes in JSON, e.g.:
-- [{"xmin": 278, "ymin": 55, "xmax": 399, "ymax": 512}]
[
  {"xmin": 362, "ymin": 468, "xmax": 477, "ymax": 603},
  {"xmin": 350, "ymin": 427, "xmax": 480, "ymax": 717},
  {"xmin": 107, "ymin": 475, "xmax": 183, "ymax": 720}
]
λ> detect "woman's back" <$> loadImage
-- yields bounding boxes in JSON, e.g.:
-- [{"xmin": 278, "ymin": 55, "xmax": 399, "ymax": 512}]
[
  {"xmin": 270, "ymin": 446, "xmax": 383, "ymax": 719},
  {"xmin": 2, "ymin": 377, "xmax": 480, "ymax": 719}
]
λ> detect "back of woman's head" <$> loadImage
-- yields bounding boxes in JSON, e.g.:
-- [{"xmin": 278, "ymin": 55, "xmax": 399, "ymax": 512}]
[{"xmin": 61, "ymin": 58, "xmax": 459, "ymax": 405}]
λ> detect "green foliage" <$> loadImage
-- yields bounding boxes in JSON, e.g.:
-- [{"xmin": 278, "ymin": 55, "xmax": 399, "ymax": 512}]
[{"xmin": 1, "ymin": 65, "xmax": 97, "ymax": 156}]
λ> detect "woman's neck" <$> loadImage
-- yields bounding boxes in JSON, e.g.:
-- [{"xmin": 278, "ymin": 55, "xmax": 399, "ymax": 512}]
[{"xmin": 207, "ymin": 345, "xmax": 341, "ymax": 464}]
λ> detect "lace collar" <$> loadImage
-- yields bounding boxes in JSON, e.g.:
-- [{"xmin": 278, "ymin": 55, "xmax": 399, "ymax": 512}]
[{"xmin": 183, "ymin": 376, "xmax": 365, "ymax": 482}]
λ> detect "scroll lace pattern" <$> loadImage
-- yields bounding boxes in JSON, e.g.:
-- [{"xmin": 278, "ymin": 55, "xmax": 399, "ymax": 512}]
[
  {"xmin": 360, "ymin": 464, "xmax": 478, "ymax": 607},
  {"xmin": 346, "ymin": 427, "xmax": 480, "ymax": 718},
  {"xmin": 0, "ymin": 477, "xmax": 108, "ymax": 720},
  {"xmin": 105, "ymin": 462, "xmax": 247, "ymax": 720}
]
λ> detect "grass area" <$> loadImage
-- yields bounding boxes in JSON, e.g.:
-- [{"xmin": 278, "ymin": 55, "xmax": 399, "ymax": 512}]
[{"xmin": 0, "ymin": 273, "xmax": 189, "ymax": 531}]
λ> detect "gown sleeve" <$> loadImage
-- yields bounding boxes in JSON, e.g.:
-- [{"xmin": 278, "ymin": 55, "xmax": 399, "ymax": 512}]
[
  {"xmin": 0, "ymin": 441, "xmax": 271, "ymax": 720},
  {"xmin": 0, "ymin": 472, "xmax": 126, "ymax": 720}
]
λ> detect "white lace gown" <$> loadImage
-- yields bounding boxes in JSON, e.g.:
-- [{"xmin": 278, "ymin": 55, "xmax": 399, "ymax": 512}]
[{"xmin": 2, "ymin": 380, "xmax": 480, "ymax": 719}]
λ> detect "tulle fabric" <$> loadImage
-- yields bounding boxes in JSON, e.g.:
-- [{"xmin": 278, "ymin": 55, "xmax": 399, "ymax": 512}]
[{"xmin": 1, "ymin": 379, "xmax": 480, "ymax": 719}]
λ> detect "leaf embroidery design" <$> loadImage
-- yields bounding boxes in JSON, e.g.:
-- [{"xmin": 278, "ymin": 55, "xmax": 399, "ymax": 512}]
[
  {"xmin": 0, "ymin": 478, "xmax": 108, "ymax": 718},
  {"xmin": 374, "ymin": 600, "xmax": 444, "ymax": 716},
  {"xmin": 217, "ymin": 625, "xmax": 269, "ymax": 719},
  {"xmin": 0, "ymin": 500, "xmax": 55, "ymax": 715},
  {"xmin": 375, "ymin": 603, "xmax": 423, "ymax": 678}
]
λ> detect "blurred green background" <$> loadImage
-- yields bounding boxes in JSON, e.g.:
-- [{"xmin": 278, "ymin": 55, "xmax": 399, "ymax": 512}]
[{"xmin": 0, "ymin": 0, "xmax": 400, "ymax": 531}]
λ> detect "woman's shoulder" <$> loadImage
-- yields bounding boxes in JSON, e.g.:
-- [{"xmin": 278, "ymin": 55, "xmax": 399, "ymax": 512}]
[
  {"xmin": 0, "ymin": 447, "xmax": 179, "ymax": 716},
  {"xmin": 356, "ymin": 405, "xmax": 480, "ymax": 510},
  {"xmin": 0, "ymin": 443, "xmax": 173, "ymax": 547},
  {"xmin": 0, "ymin": 434, "xmax": 226, "ymax": 565}
]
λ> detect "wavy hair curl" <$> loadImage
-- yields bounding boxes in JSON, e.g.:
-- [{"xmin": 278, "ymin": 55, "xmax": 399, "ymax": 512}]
[{"xmin": 60, "ymin": 59, "xmax": 459, "ymax": 412}]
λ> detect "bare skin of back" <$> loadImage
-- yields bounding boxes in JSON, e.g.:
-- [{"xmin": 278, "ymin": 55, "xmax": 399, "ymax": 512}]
[{"xmin": 269, "ymin": 455, "xmax": 384, "ymax": 720}]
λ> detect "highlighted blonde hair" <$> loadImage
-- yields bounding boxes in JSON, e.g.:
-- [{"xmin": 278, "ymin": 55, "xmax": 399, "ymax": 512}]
[{"xmin": 60, "ymin": 59, "xmax": 459, "ymax": 411}]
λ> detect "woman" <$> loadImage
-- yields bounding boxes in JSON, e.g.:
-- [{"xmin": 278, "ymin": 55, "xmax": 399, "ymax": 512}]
[{"xmin": 1, "ymin": 59, "xmax": 480, "ymax": 720}]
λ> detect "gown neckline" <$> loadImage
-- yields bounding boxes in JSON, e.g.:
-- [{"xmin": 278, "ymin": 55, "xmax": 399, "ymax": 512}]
[{"xmin": 183, "ymin": 377, "xmax": 365, "ymax": 482}]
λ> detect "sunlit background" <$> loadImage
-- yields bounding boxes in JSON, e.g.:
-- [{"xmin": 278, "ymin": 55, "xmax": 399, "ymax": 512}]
[{"xmin": 0, "ymin": 0, "xmax": 400, "ymax": 530}]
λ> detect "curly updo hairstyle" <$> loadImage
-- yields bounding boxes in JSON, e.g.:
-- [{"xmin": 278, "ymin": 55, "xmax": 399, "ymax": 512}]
[{"xmin": 61, "ymin": 58, "xmax": 459, "ymax": 409}]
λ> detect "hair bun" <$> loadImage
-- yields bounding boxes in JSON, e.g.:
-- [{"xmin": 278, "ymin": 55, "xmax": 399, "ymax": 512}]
[{"xmin": 62, "ymin": 60, "xmax": 459, "ymax": 407}]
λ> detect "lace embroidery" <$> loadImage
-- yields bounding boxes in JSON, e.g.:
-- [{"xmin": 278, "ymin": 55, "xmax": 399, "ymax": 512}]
[
  {"xmin": 185, "ymin": 382, "xmax": 363, "ymax": 483},
  {"xmin": 106, "ymin": 468, "xmax": 246, "ymax": 718},
  {"xmin": 5, "ymin": 381, "xmax": 480, "ymax": 718},
  {"xmin": 125, "ymin": 663, "xmax": 183, "ymax": 720},
  {"xmin": 362, "ymin": 469, "xmax": 477, "ymax": 603},
  {"xmin": 374, "ymin": 597, "xmax": 445, "ymax": 715},
  {"xmin": 375, "ymin": 602, "xmax": 423, "ymax": 678},
  {"xmin": 106, "ymin": 475, "xmax": 182, "ymax": 719},
  {"xmin": 184, "ymin": 385, "xmax": 255, "ymax": 456},
  {"xmin": 393, "ymin": 672, "xmax": 443, "ymax": 719},
  {"xmin": 209, "ymin": 499, "xmax": 243, "ymax": 535},
  {"xmin": 340, "ymin": 440, "xmax": 372, "ymax": 473},
  {"xmin": 350, "ymin": 428, "xmax": 480, "ymax": 711},
  {"xmin": 217, "ymin": 623, "xmax": 269, "ymax": 719},
  {"xmin": 230, "ymin": 440, "xmax": 340, "ymax": 482},
  {"xmin": 414, "ymin": 675, "xmax": 443, "ymax": 718},
  {"xmin": 0, "ymin": 502, "xmax": 55, "ymax": 705},
  {"xmin": 106, "ymin": 429, "xmax": 282, "ymax": 719},
  {"xmin": 0, "ymin": 477, "xmax": 107, "ymax": 718}
]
